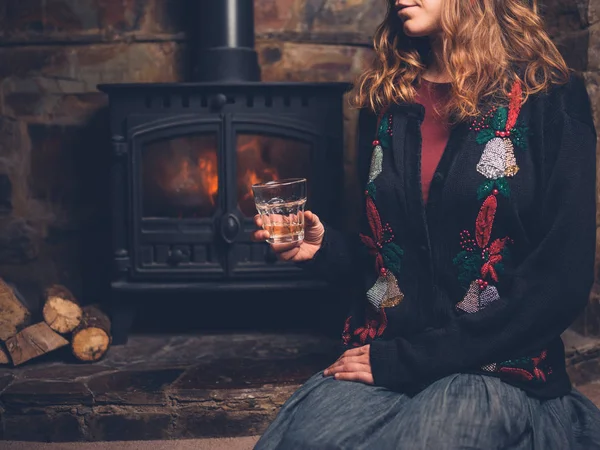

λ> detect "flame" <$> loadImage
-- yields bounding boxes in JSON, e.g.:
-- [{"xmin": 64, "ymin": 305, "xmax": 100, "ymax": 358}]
[
  {"xmin": 155, "ymin": 135, "xmax": 281, "ymax": 217},
  {"xmin": 166, "ymin": 151, "xmax": 218, "ymax": 207},
  {"xmin": 198, "ymin": 157, "xmax": 218, "ymax": 205},
  {"xmin": 237, "ymin": 137, "xmax": 280, "ymax": 214}
]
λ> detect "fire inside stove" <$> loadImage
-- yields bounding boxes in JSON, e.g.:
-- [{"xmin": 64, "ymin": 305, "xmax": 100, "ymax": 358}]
[{"xmin": 142, "ymin": 133, "xmax": 311, "ymax": 218}]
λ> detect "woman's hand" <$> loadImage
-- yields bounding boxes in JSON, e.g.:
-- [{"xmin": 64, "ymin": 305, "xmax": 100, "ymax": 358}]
[
  {"xmin": 323, "ymin": 345, "xmax": 373, "ymax": 385},
  {"xmin": 251, "ymin": 210, "xmax": 325, "ymax": 262}
]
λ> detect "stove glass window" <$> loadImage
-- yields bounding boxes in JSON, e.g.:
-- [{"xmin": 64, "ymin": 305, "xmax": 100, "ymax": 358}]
[
  {"xmin": 236, "ymin": 134, "xmax": 311, "ymax": 217},
  {"xmin": 142, "ymin": 133, "xmax": 219, "ymax": 218}
]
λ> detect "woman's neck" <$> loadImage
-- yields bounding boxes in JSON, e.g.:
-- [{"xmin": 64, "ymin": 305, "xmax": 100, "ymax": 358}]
[{"xmin": 422, "ymin": 36, "xmax": 451, "ymax": 84}]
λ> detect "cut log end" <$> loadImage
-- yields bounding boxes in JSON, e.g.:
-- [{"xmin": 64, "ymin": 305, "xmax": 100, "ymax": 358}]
[
  {"xmin": 5, "ymin": 322, "xmax": 69, "ymax": 366},
  {"xmin": 72, "ymin": 328, "xmax": 110, "ymax": 362},
  {"xmin": 43, "ymin": 284, "xmax": 82, "ymax": 334},
  {"xmin": 0, "ymin": 345, "xmax": 9, "ymax": 365},
  {"xmin": 43, "ymin": 297, "xmax": 83, "ymax": 334},
  {"xmin": 71, "ymin": 305, "xmax": 112, "ymax": 362},
  {"xmin": 0, "ymin": 278, "xmax": 31, "ymax": 341}
]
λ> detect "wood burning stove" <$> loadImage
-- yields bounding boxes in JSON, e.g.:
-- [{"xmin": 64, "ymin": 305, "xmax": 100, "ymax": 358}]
[{"xmin": 98, "ymin": 0, "xmax": 348, "ymax": 343}]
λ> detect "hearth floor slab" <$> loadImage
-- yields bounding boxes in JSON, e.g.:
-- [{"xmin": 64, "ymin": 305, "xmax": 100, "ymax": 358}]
[
  {"xmin": 2, "ymin": 330, "xmax": 600, "ymax": 442},
  {"xmin": 0, "ymin": 332, "xmax": 340, "ymax": 442},
  {"xmin": 0, "ymin": 436, "xmax": 260, "ymax": 450}
]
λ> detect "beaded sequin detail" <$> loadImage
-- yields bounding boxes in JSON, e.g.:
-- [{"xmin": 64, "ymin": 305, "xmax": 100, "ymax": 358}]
[
  {"xmin": 481, "ymin": 350, "xmax": 551, "ymax": 382},
  {"xmin": 481, "ymin": 363, "xmax": 498, "ymax": 372},
  {"xmin": 456, "ymin": 281, "xmax": 500, "ymax": 313},
  {"xmin": 366, "ymin": 269, "xmax": 404, "ymax": 310},
  {"xmin": 353, "ymin": 307, "xmax": 387, "ymax": 346},
  {"xmin": 368, "ymin": 145, "xmax": 384, "ymax": 183},
  {"xmin": 479, "ymin": 285, "xmax": 500, "ymax": 308},
  {"xmin": 359, "ymin": 112, "xmax": 405, "ymax": 313},
  {"xmin": 465, "ymin": 85, "xmax": 550, "ymax": 383},
  {"xmin": 477, "ymin": 138, "xmax": 516, "ymax": 179},
  {"xmin": 456, "ymin": 281, "xmax": 480, "ymax": 313},
  {"xmin": 472, "ymin": 81, "xmax": 527, "ymax": 181}
]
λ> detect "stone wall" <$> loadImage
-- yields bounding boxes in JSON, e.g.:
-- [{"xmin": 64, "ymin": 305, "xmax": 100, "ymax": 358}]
[{"xmin": 0, "ymin": 0, "xmax": 598, "ymax": 330}]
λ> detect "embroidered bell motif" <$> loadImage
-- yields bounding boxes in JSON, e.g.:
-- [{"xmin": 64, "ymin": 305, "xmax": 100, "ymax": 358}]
[
  {"xmin": 366, "ymin": 269, "xmax": 404, "ymax": 310},
  {"xmin": 481, "ymin": 363, "xmax": 498, "ymax": 372},
  {"xmin": 456, "ymin": 281, "xmax": 501, "ymax": 313},
  {"xmin": 479, "ymin": 285, "xmax": 500, "ymax": 308},
  {"xmin": 368, "ymin": 145, "xmax": 383, "ymax": 183},
  {"xmin": 456, "ymin": 281, "xmax": 480, "ymax": 313},
  {"xmin": 477, "ymin": 137, "xmax": 520, "ymax": 179},
  {"xmin": 503, "ymin": 139, "xmax": 519, "ymax": 177},
  {"xmin": 477, "ymin": 137, "xmax": 508, "ymax": 179}
]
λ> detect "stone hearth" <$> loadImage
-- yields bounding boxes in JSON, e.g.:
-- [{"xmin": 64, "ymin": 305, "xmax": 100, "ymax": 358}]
[
  {"xmin": 0, "ymin": 333, "xmax": 339, "ymax": 442},
  {"xmin": 1, "ymin": 330, "xmax": 600, "ymax": 442}
]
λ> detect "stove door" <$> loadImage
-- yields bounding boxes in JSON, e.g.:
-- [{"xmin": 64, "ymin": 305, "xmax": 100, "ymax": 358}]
[
  {"xmin": 226, "ymin": 114, "xmax": 331, "ymax": 280},
  {"xmin": 129, "ymin": 115, "xmax": 228, "ymax": 280}
]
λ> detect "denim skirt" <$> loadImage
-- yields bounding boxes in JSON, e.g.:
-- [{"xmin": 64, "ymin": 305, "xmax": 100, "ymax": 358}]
[{"xmin": 254, "ymin": 371, "xmax": 600, "ymax": 450}]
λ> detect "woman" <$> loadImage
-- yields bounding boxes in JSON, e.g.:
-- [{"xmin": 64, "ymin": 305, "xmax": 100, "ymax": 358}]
[{"xmin": 253, "ymin": 0, "xmax": 600, "ymax": 448}]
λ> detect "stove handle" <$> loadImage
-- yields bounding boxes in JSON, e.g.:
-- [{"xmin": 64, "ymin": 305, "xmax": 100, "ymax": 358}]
[{"xmin": 220, "ymin": 213, "xmax": 240, "ymax": 244}]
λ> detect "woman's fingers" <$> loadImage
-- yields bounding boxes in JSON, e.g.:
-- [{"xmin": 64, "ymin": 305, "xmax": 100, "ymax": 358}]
[
  {"xmin": 304, "ymin": 211, "xmax": 319, "ymax": 227},
  {"xmin": 341, "ymin": 345, "xmax": 370, "ymax": 357},
  {"xmin": 324, "ymin": 356, "xmax": 369, "ymax": 375},
  {"xmin": 251, "ymin": 230, "xmax": 270, "ymax": 242},
  {"xmin": 251, "ymin": 214, "xmax": 268, "ymax": 242},
  {"xmin": 270, "ymin": 241, "xmax": 301, "ymax": 254},
  {"xmin": 278, "ymin": 246, "xmax": 301, "ymax": 261},
  {"xmin": 325, "ymin": 362, "xmax": 371, "ymax": 375},
  {"xmin": 253, "ymin": 214, "xmax": 263, "ymax": 228},
  {"xmin": 332, "ymin": 371, "xmax": 374, "ymax": 385}
]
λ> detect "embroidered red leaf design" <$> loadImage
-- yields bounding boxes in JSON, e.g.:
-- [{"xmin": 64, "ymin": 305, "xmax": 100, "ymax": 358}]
[
  {"xmin": 533, "ymin": 367, "xmax": 547, "ymax": 382},
  {"xmin": 476, "ymin": 195, "xmax": 497, "ymax": 248},
  {"xmin": 353, "ymin": 309, "xmax": 387, "ymax": 344},
  {"xmin": 342, "ymin": 316, "xmax": 352, "ymax": 345},
  {"xmin": 366, "ymin": 196, "xmax": 384, "ymax": 242},
  {"xmin": 488, "ymin": 254, "xmax": 503, "ymax": 265},
  {"xmin": 498, "ymin": 367, "xmax": 535, "ymax": 381},
  {"xmin": 489, "ymin": 238, "xmax": 507, "ymax": 256},
  {"xmin": 506, "ymin": 81, "xmax": 523, "ymax": 131},
  {"xmin": 481, "ymin": 262, "xmax": 490, "ymax": 279},
  {"xmin": 360, "ymin": 234, "xmax": 376, "ymax": 250},
  {"xmin": 354, "ymin": 321, "xmax": 378, "ymax": 343},
  {"xmin": 532, "ymin": 351, "xmax": 549, "ymax": 381},
  {"xmin": 377, "ymin": 309, "xmax": 388, "ymax": 336},
  {"xmin": 481, "ymin": 262, "xmax": 499, "ymax": 282},
  {"xmin": 488, "ymin": 265, "xmax": 498, "ymax": 282}
]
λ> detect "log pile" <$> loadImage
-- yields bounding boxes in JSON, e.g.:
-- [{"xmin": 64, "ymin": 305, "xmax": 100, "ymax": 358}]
[{"xmin": 0, "ymin": 279, "xmax": 112, "ymax": 366}]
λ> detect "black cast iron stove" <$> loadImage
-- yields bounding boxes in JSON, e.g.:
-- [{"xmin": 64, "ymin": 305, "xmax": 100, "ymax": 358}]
[{"xmin": 98, "ymin": 1, "xmax": 348, "ymax": 342}]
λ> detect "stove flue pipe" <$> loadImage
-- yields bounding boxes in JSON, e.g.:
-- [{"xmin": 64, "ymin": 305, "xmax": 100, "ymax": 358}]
[{"xmin": 192, "ymin": 0, "xmax": 261, "ymax": 82}]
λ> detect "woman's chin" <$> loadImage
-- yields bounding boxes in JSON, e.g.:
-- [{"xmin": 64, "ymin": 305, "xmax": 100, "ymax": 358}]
[{"xmin": 402, "ymin": 23, "xmax": 433, "ymax": 38}]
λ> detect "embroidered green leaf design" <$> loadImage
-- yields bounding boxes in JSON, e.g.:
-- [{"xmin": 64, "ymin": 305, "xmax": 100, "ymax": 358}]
[
  {"xmin": 378, "ymin": 114, "xmax": 391, "ymax": 148},
  {"xmin": 495, "ymin": 178, "xmax": 511, "ymax": 198},
  {"xmin": 453, "ymin": 251, "xmax": 482, "ymax": 288},
  {"xmin": 478, "ymin": 178, "xmax": 510, "ymax": 200},
  {"xmin": 510, "ymin": 126, "xmax": 528, "ymax": 150},
  {"xmin": 366, "ymin": 181, "xmax": 377, "ymax": 200},
  {"xmin": 500, "ymin": 246, "xmax": 511, "ymax": 263},
  {"xmin": 501, "ymin": 356, "xmax": 531, "ymax": 368},
  {"xmin": 494, "ymin": 262, "xmax": 505, "ymax": 275},
  {"xmin": 381, "ymin": 243, "xmax": 404, "ymax": 275},
  {"xmin": 491, "ymin": 107, "xmax": 508, "ymax": 131},
  {"xmin": 477, "ymin": 179, "xmax": 495, "ymax": 200},
  {"xmin": 476, "ymin": 129, "xmax": 495, "ymax": 145}
]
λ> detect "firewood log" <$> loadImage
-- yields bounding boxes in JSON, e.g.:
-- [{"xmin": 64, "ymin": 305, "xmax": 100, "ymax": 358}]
[
  {"xmin": 0, "ymin": 278, "xmax": 31, "ymax": 341},
  {"xmin": 0, "ymin": 343, "xmax": 9, "ymax": 365},
  {"xmin": 42, "ymin": 284, "xmax": 82, "ymax": 334},
  {"xmin": 5, "ymin": 322, "xmax": 69, "ymax": 366},
  {"xmin": 71, "ymin": 305, "xmax": 112, "ymax": 362}
]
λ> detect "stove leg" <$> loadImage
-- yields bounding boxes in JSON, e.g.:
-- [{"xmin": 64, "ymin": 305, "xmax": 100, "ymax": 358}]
[{"xmin": 110, "ymin": 296, "xmax": 136, "ymax": 346}]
